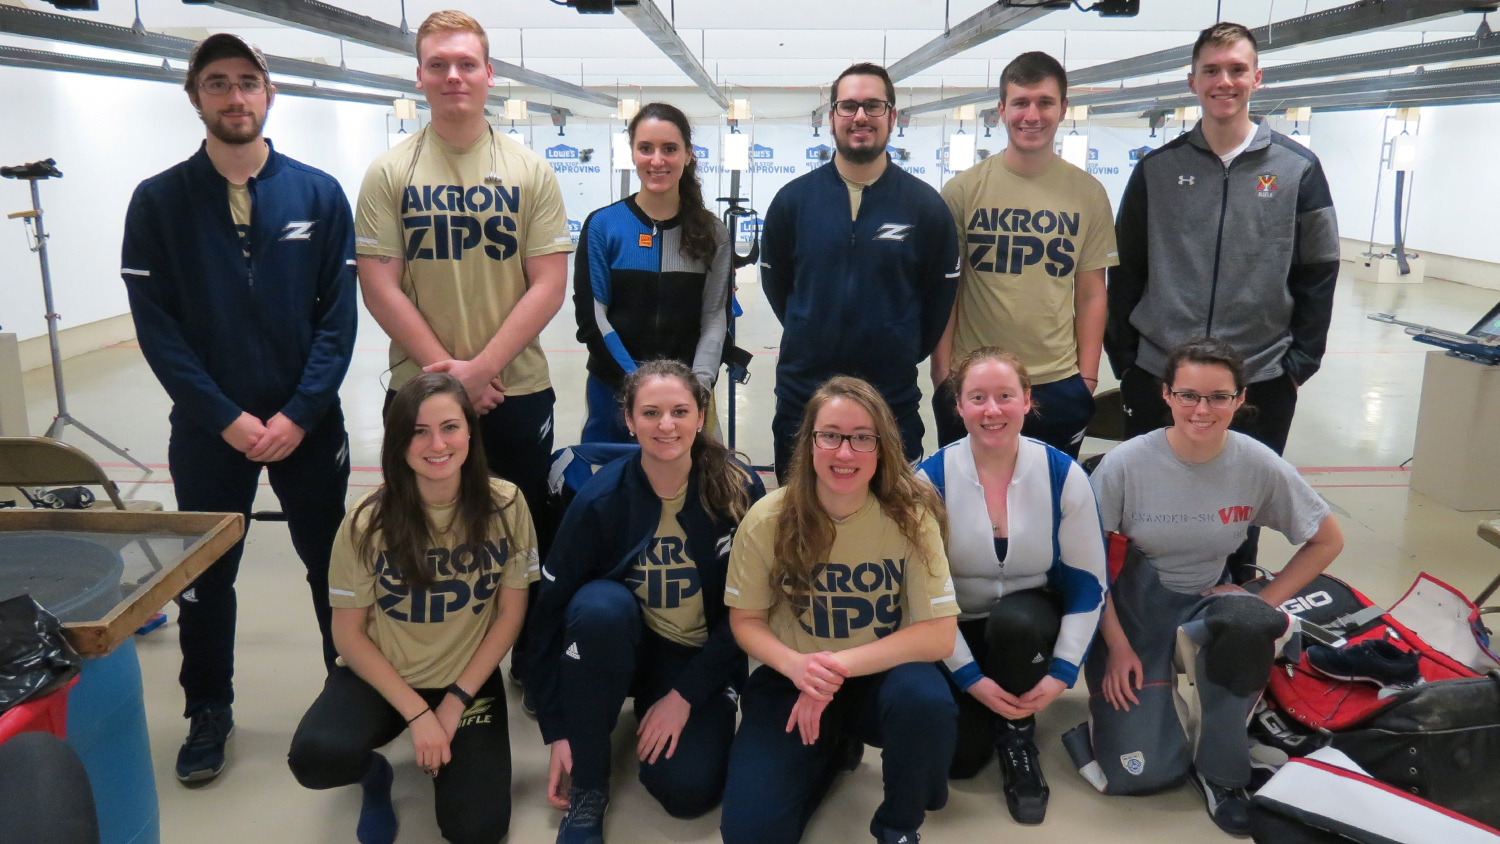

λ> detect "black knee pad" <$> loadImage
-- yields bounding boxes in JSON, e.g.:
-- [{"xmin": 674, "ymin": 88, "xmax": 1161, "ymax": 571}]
[{"xmin": 1202, "ymin": 596, "xmax": 1288, "ymax": 696}]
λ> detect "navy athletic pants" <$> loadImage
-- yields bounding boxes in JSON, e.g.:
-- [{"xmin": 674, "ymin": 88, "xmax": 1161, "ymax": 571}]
[
  {"xmin": 559, "ymin": 580, "xmax": 737, "ymax": 818},
  {"xmin": 721, "ymin": 662, "xmax": 956, "ymax": 844},
  {"xmin": 168, "ymin": 407, "xmax": 349, "ymax": 716}
]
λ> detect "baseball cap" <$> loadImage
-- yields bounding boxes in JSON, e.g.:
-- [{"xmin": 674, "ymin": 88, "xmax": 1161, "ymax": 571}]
[{"xmin": 185, "ymin": 33, "xmax": 270, "ymax": 91}]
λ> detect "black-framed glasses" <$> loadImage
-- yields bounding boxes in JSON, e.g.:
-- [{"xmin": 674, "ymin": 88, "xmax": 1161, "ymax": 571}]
[
  {"xmin": 200, "ymin": 78, "xmax": 266, "ymax": 95},
  {"xmin": 1168, "ymin": 389, "xmax": 1241, "ymax": 409},
  {"xmin": 812, "ymin": 431, "xmax": 881, "ymax": 452},
  {"xmin": 832, "ymin": 99, "xmax": 892, "ymax": 117}
]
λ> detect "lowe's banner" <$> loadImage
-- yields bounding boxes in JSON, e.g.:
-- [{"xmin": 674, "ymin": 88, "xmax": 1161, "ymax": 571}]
[
  {"xmin": 539, "ymin": 125, "xmax": 612, "ymax": 245},
  {"xmin": 1072, "ymin": 126, "xmax": 1163, "ymax": 212}
]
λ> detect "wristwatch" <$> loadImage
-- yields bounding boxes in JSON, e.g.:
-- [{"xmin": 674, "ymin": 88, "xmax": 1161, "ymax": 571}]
[{"xmin": 445, "ymin": 683, "xmax": 474, "ymax": 707}]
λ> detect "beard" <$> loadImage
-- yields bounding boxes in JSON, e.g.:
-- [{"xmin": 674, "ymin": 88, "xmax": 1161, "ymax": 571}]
[
  {"xmin": 835, "ymin": 131, "xmax": 886, "ymax": 165},
  {"xmin": 203, "ymin": 109, "xmax": 263, "ymax": 145},
  {"xmin": 834, "ymin": 119, "xmax": 889, "ymax": 165}
]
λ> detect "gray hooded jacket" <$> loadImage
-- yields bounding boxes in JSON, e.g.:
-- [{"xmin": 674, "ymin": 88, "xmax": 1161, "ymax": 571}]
[{"xmin": 1105, "ymin": 121, "xmax": 1340, "ymax": 385}]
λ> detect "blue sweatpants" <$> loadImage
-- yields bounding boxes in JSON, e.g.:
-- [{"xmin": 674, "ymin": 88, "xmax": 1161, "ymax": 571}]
[
  {"xmin": 560, "ymin": 580, "xmax": 738, "ymax": 818},
  {"xmin": 580, "ymin": 374, "xmax": 633, "ymax": 445},
  {"xmin": 720, "ymin": 662, "xmax": 957, "ymax": 844}
]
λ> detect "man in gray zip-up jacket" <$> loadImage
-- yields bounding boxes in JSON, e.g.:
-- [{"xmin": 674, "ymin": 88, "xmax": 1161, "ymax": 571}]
[{"xmin": 1106, "ymin": 23, "xmax": 1340, "ymax": 461}]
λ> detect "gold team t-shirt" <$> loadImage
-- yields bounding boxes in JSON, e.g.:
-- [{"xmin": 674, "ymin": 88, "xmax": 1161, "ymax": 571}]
[
  {"xmin": 725, "ymin": 487, "xmax": 958, "ymax": 653},
  {"xmin": 355, "ymin": 127, "xmax": 574, "ymax": 393},
  {"xmin": 228, "ymin": 182, "xmax": 252, "ymax": 259},
  {"xmin": 843, "ymin": 173, "xmax": 878, "ymax": 220},
  {"xmin": 941, "ymin": 155, "xmax": 1119, "ymax": 384},
  {"xmin": 327, "ymin": 478, "xmax": 540, "ymax": 689},
  {"xmin": 624, "ymin": 486, "xmax": 708, "ymax": 648}
]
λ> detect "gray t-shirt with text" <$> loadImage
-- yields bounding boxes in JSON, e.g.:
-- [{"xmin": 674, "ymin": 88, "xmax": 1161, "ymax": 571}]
[{"xmin": 1090, "ymin": 429, "xmax": 1330, "ymax": 594}]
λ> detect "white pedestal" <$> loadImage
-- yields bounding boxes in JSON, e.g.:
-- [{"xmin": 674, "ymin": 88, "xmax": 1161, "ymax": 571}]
[
  {"xmin": 1348, "ymin": 254, "xmax": 1425, "ymax": 284},
  {"xmin": 0, "ymin": 333, "xmax": 27, "ymax": 436},
  {"xmin": 1411, "ymin": 351, "xmax": 1500, "ymax": 511}
]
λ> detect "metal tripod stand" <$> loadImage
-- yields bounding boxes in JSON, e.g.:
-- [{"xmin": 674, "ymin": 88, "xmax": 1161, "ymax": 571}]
[{"xmin": 4, "ymin": 158, "xmax": 150, "ymax": 472}]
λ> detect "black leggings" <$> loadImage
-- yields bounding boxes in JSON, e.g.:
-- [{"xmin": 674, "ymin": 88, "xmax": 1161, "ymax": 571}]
[
  {"xmin": 949, "ymin": 588, "xmax": 1063, "ymax": 779},
  {"xmin": 288, "ymin": 667, "xmax": 512, "ymax": 844}
]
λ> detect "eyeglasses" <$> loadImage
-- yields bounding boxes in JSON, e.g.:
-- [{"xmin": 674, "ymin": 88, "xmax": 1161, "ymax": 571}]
[
  {"xmin": 812, "ymin": 431, "xmax": 881, "ymax": 452},
  {"xmin": 832, "ymin": 99, "xmax": 892, "ymax": 118},
  {"xmin": 199, "ymin": 78, "xmax": 266, "ymax": 96},
  {"xmin": 1168, "ymin": 389, "xmax": 1241, "ymax": 409}
]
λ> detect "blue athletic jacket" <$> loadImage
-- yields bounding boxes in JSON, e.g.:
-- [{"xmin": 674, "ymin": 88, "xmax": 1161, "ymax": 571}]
[
  {"xmin": 760, "ymin": 160, "xmax": 960, "ymax": 419},
  {"xmin": 528, "ymin": 448, "xmax": 765, "ymax": 744},
  {"xmin": 120, "ymin": 141, "xmax": 357, "ymax": 436}
]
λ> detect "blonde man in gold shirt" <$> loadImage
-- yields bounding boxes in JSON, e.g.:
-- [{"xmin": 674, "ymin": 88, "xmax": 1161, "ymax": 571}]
[{"xmin": 355, "ymin": 10, "xmax": 572, "ymax": 548}]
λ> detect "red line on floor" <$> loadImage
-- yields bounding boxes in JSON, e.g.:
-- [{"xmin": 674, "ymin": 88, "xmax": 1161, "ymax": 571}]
[
  {"xmin": 1299, "ymin": 466, "xmax": 1410, "ymax": 473},
  {"xmin": 1309, "ymin": 483, "xmax": 1411, "ymax": 489}
]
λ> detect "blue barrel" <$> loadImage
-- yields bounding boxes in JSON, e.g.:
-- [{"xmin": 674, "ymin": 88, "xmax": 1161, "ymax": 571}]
[{"xmin": 66, "ymin": 637, "xmax": 160, "ymax": 844}]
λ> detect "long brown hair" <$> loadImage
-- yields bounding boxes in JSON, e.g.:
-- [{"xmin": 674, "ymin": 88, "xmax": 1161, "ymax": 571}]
[
  {"xmin": 621, "ymin": 359, "xmax": 752, "ymax": 522},
  {"xmin": 355, "ymin": 373, "xmax": 514, "ymax": 591},
  {"xmin": 772, "ymin": 377, "xmax": 947, "ymax": 604},
  {"xmin": 627, "ymin": 102, "xmax": 718, "ymax": 263}
]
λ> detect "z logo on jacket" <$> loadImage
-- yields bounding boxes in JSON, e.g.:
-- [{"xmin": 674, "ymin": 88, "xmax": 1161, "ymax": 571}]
[
  {"xmin": 875, "ymin": 223, "xmax": 912, "ymax": 241},
  {"xmin": 281, "ymin": 221, "xmax": 316, "ymax": 240}
]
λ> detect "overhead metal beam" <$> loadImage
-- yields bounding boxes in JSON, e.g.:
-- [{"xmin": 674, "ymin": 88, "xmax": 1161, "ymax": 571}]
[
  {"xmin": 1069, "ymin": 0, "xmax": 1492, "ymax": 86},
  {"xmin": 885, "ymin": 2, "xmax": 1058, "ymax": 82},
  {"xmin": 1072, "ymin": 30, "xmax": 1500, "ymax": 109},
  {"xmin": 899, "ymin": 88, "xmax": 1002, "ymax": 117},
  {"xmin": 1257, "ymin": 82, "xmax": 1500, "ymax": 112},
  {"xmin": 614, "ymin": 0, "xmax": 729, "ymax": 110},
  {"xmin": 0, "ymin": 44, "xmax": 396, "ymax": 106},
  {"xmin": 1091, "ymin": 62, "xmax": 1500, "ymax": 116},
  {"xmin": 183, "ymin": 0, "xmax": 617, "ymax": 107},
  {"xmin": 0, "ymin": 5, "xmax": 564, "ymax": 115}
]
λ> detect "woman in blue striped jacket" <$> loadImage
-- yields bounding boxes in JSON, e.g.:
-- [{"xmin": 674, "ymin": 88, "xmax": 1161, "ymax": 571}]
[{"xmin": 916, "ymin": 346, "xmax": 1108, "ymax": 827}]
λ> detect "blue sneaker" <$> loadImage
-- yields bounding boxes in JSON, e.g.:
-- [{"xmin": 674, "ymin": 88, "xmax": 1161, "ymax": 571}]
[
  {"xmin": 1190, "ymin": 767, "xmax": 1251, "ymax": 838},
  {"xmin": 175, "ymin": 705, "xmax": 233, "ymax": 784},
  {"xmin": 557, "ymin": 786, "xmax": 609, "ymax": 844},
  {"xmin": 1307, "ymin": 641, "xmax": 1421, "ymax": 689}
]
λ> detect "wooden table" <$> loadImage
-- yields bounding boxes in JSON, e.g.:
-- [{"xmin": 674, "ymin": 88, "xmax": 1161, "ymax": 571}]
[{"xmin": 0, "ymin": 509, "xmax": 243, "ymax": 655}]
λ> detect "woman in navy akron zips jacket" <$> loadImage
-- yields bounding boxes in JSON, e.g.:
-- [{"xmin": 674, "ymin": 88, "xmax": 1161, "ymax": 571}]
[{"xmin": 527, "ymin": 360, "xmax": 764, "ymax": 842}]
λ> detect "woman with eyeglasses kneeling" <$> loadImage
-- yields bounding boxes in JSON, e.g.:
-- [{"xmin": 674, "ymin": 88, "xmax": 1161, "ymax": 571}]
[
  {"xmin": 915, "ymin": 347, "xmax": 1107, "ymax": 827},
  {"xmin": 288, "ymin": 372, "xmax": 538, "ymax": 844},
  {"xmin": 720, "ymin": 376, "xmax": 960, "ymax": 844},
  {"xmin": 528, "ymin": 360, "xmax": 764, "ymax": 844},
  {"xmin": 1074, "ymin": 338, "xmax": 1343, "ymax": 838}
]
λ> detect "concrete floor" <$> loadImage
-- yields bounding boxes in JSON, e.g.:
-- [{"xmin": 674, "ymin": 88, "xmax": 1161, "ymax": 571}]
[{"xmin": 12, "ymin": 263, "xmax": 1500, "ymax": 843}]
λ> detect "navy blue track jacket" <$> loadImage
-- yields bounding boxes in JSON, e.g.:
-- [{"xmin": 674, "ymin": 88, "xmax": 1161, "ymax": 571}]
[
  {"xmin": 120, "ymin": 141, "xmax": 357, "ymax": 436},
  {"xmin": 760, "ymin": 160, "xmax": 960, "ymax": 420},
  {"xmin": 528, "ymin": 449, "xmax": 765, "ymax": 744}
]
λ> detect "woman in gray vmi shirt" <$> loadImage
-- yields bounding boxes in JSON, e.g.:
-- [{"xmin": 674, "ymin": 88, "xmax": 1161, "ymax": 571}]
[{"xmin": 1083, "ymin": 337, "xmax": 1342, "ymax": 837}]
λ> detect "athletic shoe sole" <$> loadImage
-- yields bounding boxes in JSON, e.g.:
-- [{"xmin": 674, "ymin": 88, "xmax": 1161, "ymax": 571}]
[{"xmin": 176, "ymin": 725, "xmax": 234, "ymax": 785}]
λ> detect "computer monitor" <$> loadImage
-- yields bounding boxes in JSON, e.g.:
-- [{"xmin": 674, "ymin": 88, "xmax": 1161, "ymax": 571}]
[{"xmin": 1467, "ymin": 300, "xmax": 1500, "ymax": 342}]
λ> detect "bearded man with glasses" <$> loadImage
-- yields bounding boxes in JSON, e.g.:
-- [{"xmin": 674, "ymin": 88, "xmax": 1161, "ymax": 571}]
[
  {"xmin": 760, "ymin": 62, "xmax": 960, "ymax": 484},
  {"xmin": 120, "ymin": 33, "xmax": 357, "ymax": 785}
]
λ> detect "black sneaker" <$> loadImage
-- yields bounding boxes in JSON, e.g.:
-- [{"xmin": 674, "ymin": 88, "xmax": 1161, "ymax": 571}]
[
  {"xmin": 997, "ymin": 727, "xmax": 1049, "ymax": 825},
  {"xmin": 175, "ymin": 705, "xmax": 233, "ymax": 784},
  {"xmin": 1306, "ymin": 641, "xmax": 1421, "ymax": 689},
  {"xmin": 1190, "ymin": 768, "xmax": 1251, "ymax": 837},
  {"xmin": 557, "ymin": 786, "xmax": 609, "ymax": 844}
]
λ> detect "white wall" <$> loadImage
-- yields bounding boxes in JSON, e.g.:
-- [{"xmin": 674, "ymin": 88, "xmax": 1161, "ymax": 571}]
[
  {"xmin": 0, "ymin": 66, "xmax": 391, "ymax": 343},
  {"xmin": 1310, "ymin": 105, "xmax": 1500, "ymax": 267}
]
